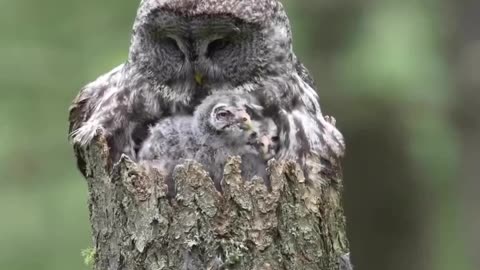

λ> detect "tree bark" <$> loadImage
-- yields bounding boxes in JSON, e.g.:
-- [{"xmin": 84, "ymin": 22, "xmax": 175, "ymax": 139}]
[{"xmin": 81, "ymin": 135, "xmax": 350, "ymax": 270}]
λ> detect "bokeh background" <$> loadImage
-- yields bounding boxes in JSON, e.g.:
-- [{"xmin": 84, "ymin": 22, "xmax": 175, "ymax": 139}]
[{"xmin": 1, "ymin": 0, "xmax": 478, "ymax": 269}]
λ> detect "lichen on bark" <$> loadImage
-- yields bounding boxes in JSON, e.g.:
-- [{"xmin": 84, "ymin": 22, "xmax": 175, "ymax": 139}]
[{"xmin": 81, "ymin": 136, "xmax": 349, "ymax": 270}]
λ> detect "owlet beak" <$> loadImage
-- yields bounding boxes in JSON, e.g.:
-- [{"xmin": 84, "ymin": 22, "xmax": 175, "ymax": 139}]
[
  {"xmin": 243, "ymin": 121, "xmax": 253, "ymax": 130},
  {"xmin": 194, "ymin": 73, "xmax": 204, "ymax": 85},
  {"xmin": 259, "ymin": 136, "xmax": 271, "ymax": 156},
  {"xmin": 236, "ymin": 111, "xmax": 253, "ymax": 130}
]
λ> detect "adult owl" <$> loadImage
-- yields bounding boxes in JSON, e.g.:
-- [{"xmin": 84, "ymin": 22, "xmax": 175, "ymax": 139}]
[{"xmin": 68, "ymin": 0, "xmax": 345, "ymax": 177}]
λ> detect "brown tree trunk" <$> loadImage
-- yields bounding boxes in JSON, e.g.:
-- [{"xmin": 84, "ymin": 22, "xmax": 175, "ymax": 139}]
[{"xmin": 81, "ymin": 136, "xmax": 350, "ymax": 270}]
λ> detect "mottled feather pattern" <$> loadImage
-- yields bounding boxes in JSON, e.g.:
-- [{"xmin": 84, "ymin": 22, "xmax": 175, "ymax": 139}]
[
  {"xmin": 68, "ymin": 64, "xmax": 123, "ymax": 137},
  {"xmin": 138, "ymin": 0, "xmax": 282, "ymax": 25},
  {"xmin": 68, "ymin": 0, "xmax": 345, "ymax": 180}
]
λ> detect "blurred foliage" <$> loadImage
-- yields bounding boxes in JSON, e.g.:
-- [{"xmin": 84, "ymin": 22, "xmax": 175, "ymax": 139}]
[
  {"xmin": 0, "ymin": 0, "xmax": 474, "ymax": 270},
  {"xmin": 81, "ymin": 247, "xmax": 96, "ymax": 268}
]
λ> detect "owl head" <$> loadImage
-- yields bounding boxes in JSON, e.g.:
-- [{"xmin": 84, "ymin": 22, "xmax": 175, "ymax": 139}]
[
  {"xmin": 251, "ymin": 118, "xmax": 279, "ymax": 160},
  {"xmin": 128, "ymin": 0, "xmax": 293, "ymax": 97},
  {"xmin": 193, "ymin": 91, "xmax": 263, "ymax": 142}
]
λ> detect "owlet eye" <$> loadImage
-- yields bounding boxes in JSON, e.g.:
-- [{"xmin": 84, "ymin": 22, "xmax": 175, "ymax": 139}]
[
  {"xmin": 271, "ymin": 136, "xmax": 280, "ymax": 143},
  {"xmin": 217, "ymin": 111, "xmax": 232, "ymax": 118}
]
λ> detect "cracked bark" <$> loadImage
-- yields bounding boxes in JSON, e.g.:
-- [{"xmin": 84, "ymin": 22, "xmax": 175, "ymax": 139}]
[{"xmin": 81, "ymin": 135, "xmax": 350, "ymax": 270}]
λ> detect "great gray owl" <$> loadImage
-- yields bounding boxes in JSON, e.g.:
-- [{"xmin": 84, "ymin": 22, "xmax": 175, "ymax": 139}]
[
  {"xmin": 139, "ymin": 91, "xmax": 263, "ymax": 192},
  {"xmin": 68, "ymin": 0, "xmax": 345, "ymax": 177}
]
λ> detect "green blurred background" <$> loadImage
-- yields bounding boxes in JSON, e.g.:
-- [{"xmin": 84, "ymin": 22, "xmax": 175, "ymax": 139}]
[{"xmin": 1, "ymin": 0, "xmax": 478, "ymax": 269}]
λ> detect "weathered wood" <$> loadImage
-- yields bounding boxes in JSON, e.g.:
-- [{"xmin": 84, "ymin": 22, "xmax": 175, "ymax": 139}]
[{"xmin": 82, "ymin": 136, "xmax": 350, "ymax": 270}]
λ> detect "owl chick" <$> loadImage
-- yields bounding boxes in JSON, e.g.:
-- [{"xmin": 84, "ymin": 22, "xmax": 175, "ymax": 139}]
[
  {"xmin": 191, "ymin": 93, "xmax": 263, "ymax": 191},
  {"xmin": 240, "ymin": 118, "xmax": 279, "ymax": 186},
  {"xmin": 254, "ymin": 118, "xmax": 280, "ymax": 160},
  {"xmin": 137, "ymin": 115, "xmax": 198, "ymax": 191},
  {"xmin": 139, "ymin": 92, "xmax": 262, "ymax": 193}
]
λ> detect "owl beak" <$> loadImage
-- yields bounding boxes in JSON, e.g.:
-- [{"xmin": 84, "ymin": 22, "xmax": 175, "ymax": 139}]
[
  {"xmin": 194, "ymin": 73, "xmax": 204, "ymax": 85},
  {"xmin": 236, "ymin": 111, "xmax": 252, "ymax": 130},
  {"xmin": 259, "ymin": 136, "xmax": 271, "ymax": 156}
]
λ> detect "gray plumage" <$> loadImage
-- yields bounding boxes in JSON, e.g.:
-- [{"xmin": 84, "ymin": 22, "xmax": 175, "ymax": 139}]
[
  {"xmin": 253, "ymin": 117, "xmax": 279, "ymax": 160},
  {"xmin": 139, "ymin": 92, "xmax": 262, "ymax": 193},
  {"xmin": 68, "ymin": 0, "xmax": 345, "ymax": 177},
  {"xmin": 138, "ymin": 115, "xmax": 197, "ymax": 185},
  {"xmin": 241, "ymin": 117, "xmax": 279, "ymax": 187}
]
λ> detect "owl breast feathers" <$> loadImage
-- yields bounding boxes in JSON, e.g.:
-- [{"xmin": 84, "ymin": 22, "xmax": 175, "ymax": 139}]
[{"xmin": 68, "ymin": 0, "xmax": 345, "ymax": 178}]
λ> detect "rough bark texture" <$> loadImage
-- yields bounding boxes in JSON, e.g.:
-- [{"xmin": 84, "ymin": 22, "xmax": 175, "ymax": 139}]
[{"xmin": 82, "ymin": 136, "xmax": 349, "ymax": 270}]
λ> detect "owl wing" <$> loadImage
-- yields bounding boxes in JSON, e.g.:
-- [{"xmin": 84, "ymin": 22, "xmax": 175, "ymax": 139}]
[
  {"xmin": 68, "ymin": 64, "xmax": 124, "ymax": 176},
  {"xmin": 272, "ymin": 55, "xmax": 345, "ymax": 162},
  {"xmin": 68, "ymin": 83, "xmax": 98, "ymax": 137},
  {"xmin": 68, "ymin": 64, "xmax": 124, "ymax": 137},
  {"xmin": 293, "ymin": 54, "xmax": 316, "ymax": 90}
]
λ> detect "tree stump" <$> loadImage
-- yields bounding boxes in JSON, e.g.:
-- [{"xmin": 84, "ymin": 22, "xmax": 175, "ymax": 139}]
[{"xmin": 81, "ymin": 135, "xmax": 350, "ymax": 270}]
